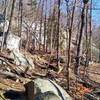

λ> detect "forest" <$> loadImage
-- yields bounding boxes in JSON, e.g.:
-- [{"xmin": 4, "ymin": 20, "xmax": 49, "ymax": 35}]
[{"xmin": 0, "ymin": 0, "xmax": 100, "ymax": 100}]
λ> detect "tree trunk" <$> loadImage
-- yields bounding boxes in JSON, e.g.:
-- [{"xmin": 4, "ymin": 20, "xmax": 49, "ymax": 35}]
[
  {"xmin": 33, "ymin": 0, "xmax": 41, "ymax": 51},
  {"xmin": 89, "ymin": 0, "xmax": 92, "ymax": 61},
  {"xmin": 75, "ymin": 2, "xmax": 87, "ymax": 75},
  {"xmin": 39, "ymin": 0, "xmax": 44, "ymax": 51},
  {"xmin": 43, "ymin": 0, "xmax": 47, "ymax": 52},
  {"xmin": 50, "ymin": 1, "xmax": 56, "ymax": 54},
  {"xmin": 1, "ymin": 0, "xmax": 16, "ymax": 50},
  {"xmin": 85, "ymin": 5, "xmax": 89, "ymax": 68},
  {"xmin": 18, "ymin": 0, "xmax": 23, "ymax": 37},
  {"xmin": 99, "ymin": 43, "xmax": 100, "ymax": 63},
  {"xmin": 66, "ymin": 0, "xmax": 76, "ymax": 90},
  {"xmin": 56, "ymin": 0, "xmax": 61, "ymax": 70}
]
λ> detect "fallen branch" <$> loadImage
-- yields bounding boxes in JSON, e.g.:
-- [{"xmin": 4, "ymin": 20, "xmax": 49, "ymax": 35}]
[
  {"xmin": 32, "ymin": 71, "xmax": 47, "ymax": 77},
  {"xmin": 87, "ymin": 71, "xmax": 100, "ymax": 75},
  {"xmin": 0, "ymin": 53, "xmax": 14, "ymax": 61},
  {"xmin": 0, "ymin": 70, "xmax": 19, "ymax": 79},
  {"xmin": 0, "ymin": 57, "xmax": 20, "ymax": 75},
  {"xmin": 34, "ymin": 61, "xmax": 47, "ymax": 69}
]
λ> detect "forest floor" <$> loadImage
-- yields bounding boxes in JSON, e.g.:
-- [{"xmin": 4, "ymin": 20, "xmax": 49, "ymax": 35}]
[
  {"xmin": 88, "ymin": 64, "xmax": 100, "ymax": 83},
  {"xmin": 0, "ymin": 49, "xmax": 100, "ymax": 100}
]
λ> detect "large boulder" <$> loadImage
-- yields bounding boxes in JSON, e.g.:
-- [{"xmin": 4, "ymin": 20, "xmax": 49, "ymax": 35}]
[
  {"xmin": 25, "ymin": 78, "xmax": 72, "ymax": 100},
  {"xmin": 6, "ymin": 34, "xmax": 21, "ymax": 51},
  {"xmin": 10, "ymin": 50, "xmax": 34, "ymax": 73}
]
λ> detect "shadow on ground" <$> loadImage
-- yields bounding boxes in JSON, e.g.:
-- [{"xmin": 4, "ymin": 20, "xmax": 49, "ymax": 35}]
[{"xmin": 3, "ymin": 90, "xmax": 25, "ymax": 100}]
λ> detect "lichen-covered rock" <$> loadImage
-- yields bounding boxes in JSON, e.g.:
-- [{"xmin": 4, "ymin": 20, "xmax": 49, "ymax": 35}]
[
  {"xmin": 34, "ymin": 78, "xmax": 72, "ymax": 100},
  {"xmin": 7, "ymin": 34, "xmax": 21, "ymax": 51},
  {"xmin": 10, "ymin": 50, "xmax": 34, "ymax": 73}
]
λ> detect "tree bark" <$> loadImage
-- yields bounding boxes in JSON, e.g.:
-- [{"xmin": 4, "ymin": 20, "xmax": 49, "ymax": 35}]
[
  {"xmin": 66, "ymin": 0, "xmax": 76, "ymax": 90},
  {"xmin": 18, "ymin": 0, "xmax": 23, "ymax": 37},
  {"xmin": 85, "ymin": 5, "xmax": 89, "ymax": 67},
  {"xmin": 39, "ymin": 0, "xmax": 44, "ymax": 51},
  {"xmin": 43, "ymin": 0, "xmax": 47, "ymax": 52},
  {"xmin": 1, "ymin": 0, "xmax": 16, "ymax": 50},
  {"xmin": 89, "ymin": 0, "xmax": 92, "ymax": 61},
  {"xmin": 56, "ymin": 0, "xmax": 61, "ymax": 70},
  {"xmin": 75, "ymin": 2, "xmax": 86, "ymax": 75}
]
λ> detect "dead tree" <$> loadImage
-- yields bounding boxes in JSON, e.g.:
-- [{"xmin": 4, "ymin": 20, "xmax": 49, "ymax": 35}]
[{"xmin": 75, "ymin": 0, "xmax": 89, "ymax": 75}]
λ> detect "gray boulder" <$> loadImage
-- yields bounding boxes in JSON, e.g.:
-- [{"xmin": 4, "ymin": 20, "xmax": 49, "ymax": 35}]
[{"xmin": 34, "ymin": 78, "xmax": 72, "ymax": 100}]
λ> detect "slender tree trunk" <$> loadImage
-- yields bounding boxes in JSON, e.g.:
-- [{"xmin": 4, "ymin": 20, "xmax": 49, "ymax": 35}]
[
  {"xmin": 18, "ymin": 0, "xmax": 23, "ymax": 37},
  {"xmin": 50, "ymin": 0, "xmax": 53, "ymax": 54},
  {"xmin": 66, "ymin": 0, "xmax": 76, "ymax": 90},
  {"xmin": 65, "ymin": 0, "xmax": 69, "ymax": 90},
  {"xmin": 50, "ymin": 1, "xmax": 56, "ymax": 54},
  {"xmin": 83, "ymin": 4, "xmax": 89, "ymax": 77},
  {"xmin": 76, "ymin": 2, "xmax": 82, "ymax": 46},
  {"xmin": 85, "ymin": 5, "xmax": 89, "ymax": 68},
  {"xmin": 75, "ymin": 2, "xmax": 87, "ymax": 75},
  {"xmin": 99, "ymin": 43, "xmax": 100, "ymax": 63},
  {"xmin": 1, "ymin": 0, "xmax": 7, "ymax": 51},
  {"xmin": 39, "ymin": 0, "xmax": 44, "ymax": 51},
  {"xmin": 56, "ymin": 0, "xmax": 61, "ymax": 69},
  {"xmin": 33, "ymin": 0, "xmax": 41, "ymax": 51},
  {"xmin": 89, "ymin": 0, "xmax": 92, "ymax": 61},
  {"xmin": 1, "ymin": 0, "xmax": 16, "ymax": 50},
  {"xmin": 43, "ymin": 0, "xmax": 47, "ymax": 52},
  {"xmin": 25, "ymin": 29, "xmax": 30, "ymax": 51}
]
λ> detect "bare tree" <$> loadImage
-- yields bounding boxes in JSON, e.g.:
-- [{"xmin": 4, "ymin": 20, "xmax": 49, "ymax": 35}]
[
  {"xmin": 43, "ymin": 0, "xmax": 47, "ymax": 52},
  {"xmin": 56, "ymin": 0, "xmax": 61, "ymax": 70},
  {"xmin": 66, "ymin": 0, "xmax": 76, "ymax": 90},
  {"xmin": 39, "ymin": 0, "xmax": 44, "ymax": 51},
  {"xmin": 84, "ymin": 4, "xmax": 89, "ymax": 77},
  {"xmin": 1, "ymin": 0, "xmax": 16, "ymax": 50},
  {"xmin": 75, "ymin": 0, "xmax": 89, "ymax": 75},
  {"xmin": 89, "ymin": 0, "xmax": 92, "ymax": 61},
  {"xmin": 18, "ymin": 0, "xmax": 23, "ymax": 37}
]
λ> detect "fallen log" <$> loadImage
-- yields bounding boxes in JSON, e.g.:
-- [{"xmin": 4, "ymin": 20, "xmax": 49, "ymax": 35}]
[
  {"xmin": 0, "ymin": 53, "xmax": 14, "ymax": 62},
  {"xmin": 0, "ymin": 70, "xmax": 19, "ymax": 80},
  {"xmin": 77, "ymin": 76, "xmax": 100, "ymax": 89},
  {"xmin": 34, "ymin": 61, "xmax": 47, "ymax": 69},
  {"xmin": 87, "ymin": 71, "xmax": 100, "ymax": 75},
  {"xmin": 84, "ymin": 89, "xmax": 100, "ymax": 100},
  {"xmin": 0, "ymin": 57, "xmax": 19, "ymax": 75},
  {"xmin": 34, "ymin": 61, "xmax": 58, "ymax": 71},
  {"xmin": 0, "ymin": 57, "xmax": 32, "ymax": 76},
  {"xmin": 32, "ymin": 71, "xmax": 47, "ymax": 77},
  {"xmin": 0, "ymin": 70, "xmax": 31, "ymax": 84}
]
